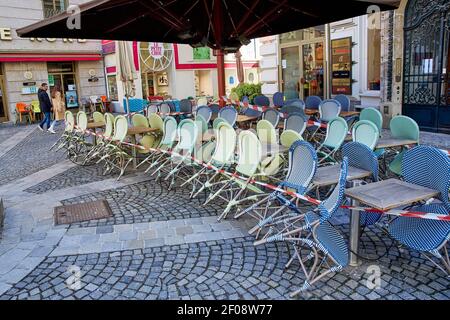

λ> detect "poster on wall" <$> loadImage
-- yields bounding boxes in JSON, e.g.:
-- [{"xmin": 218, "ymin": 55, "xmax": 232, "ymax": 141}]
[
  {"xmin": 193, "ymin": 47, "xmax": 211, "ymax": 60},
  {"xmin": 65, "ymin": 91, "xmax": 78, "ymax": 108},
  {"xmin": 331, "ymin": 37, "xmax": 352, "ymax": 95},
  {"xmin": 48, "ymin": 75, "xmax": 55, "ymax": 87}
]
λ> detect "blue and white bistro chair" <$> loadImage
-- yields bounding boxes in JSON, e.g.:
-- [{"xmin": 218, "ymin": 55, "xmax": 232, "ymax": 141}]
[
  {"xmin": 218, "ymin": 106, "xmax": 238, "ymax": 127},
  {"xmin": 196, "ymin": 105, "xmax": 212, "ymax": 124},
  {"xmin": 262, "ymin": 108, "xmax": 281, "ymax": 128},
  {"xmin": 388, "ymin": 146, "xmax": 450, "ymax": 275}
]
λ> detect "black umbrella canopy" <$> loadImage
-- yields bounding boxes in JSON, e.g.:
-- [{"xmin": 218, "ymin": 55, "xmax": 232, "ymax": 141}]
[{"xmin": 18, "ymin": 0, "xmax": 399, "ymax": 53}]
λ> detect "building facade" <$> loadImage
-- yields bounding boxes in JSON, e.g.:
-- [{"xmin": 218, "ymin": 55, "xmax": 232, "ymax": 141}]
[
  {"xmin": 103, "ymin": 40, "xmax": 260, "ymax": 109},
  {"xmin": 0, "ymin": 0, "xmax": 106, "ymax": 123}
]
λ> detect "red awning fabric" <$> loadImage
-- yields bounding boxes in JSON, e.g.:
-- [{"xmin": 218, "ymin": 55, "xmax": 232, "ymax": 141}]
[{"xmin": 0, "ymin": 53, "xmax": 102, "ymax": 62}]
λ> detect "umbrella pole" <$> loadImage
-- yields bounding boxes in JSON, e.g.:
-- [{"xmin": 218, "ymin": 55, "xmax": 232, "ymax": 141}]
[{"xmin": 216, "ymin": 50, "xmax": 226, "ymax": 107}]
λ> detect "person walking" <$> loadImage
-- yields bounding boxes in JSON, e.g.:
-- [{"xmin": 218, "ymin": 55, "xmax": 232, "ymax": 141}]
[
  {"xmin": 48, "ymin": 85, "xmax": 65, "ymax": 134},
  {"xmin": 38, "ymin": 83, "xmax": 53, "ymax": 132}
]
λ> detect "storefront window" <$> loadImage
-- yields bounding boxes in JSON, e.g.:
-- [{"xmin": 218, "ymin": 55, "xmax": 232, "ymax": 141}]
[
  {"xmin": 367, "ymin": 12, "xmax": 381, "ymax": 90},
  {"xmin": 280, "ymin": 26, "xmax": 325, "ymax": 44},
  {"xmin": 302, "ymin": 42, "xmax": 324, "ymax": 99},
  {"xmin": 281, "ymin": 46, "xmax": 300, "ymax": 99},
  {"xmin": 107, "ymin": 75, "xmax": 118, "ymax": 101},
  {"xmin": 47, "ymin": 62, "xmax": 78, "ymax": 108},
  {"xmin": 42, "ymin": 0, "xmax": 68, "ymax": 18}
]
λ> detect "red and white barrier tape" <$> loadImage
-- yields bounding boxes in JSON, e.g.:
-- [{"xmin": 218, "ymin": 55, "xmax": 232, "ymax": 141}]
[{"xmin": 73, "ymin": 125, "xmax": 449, "ymax": 221}]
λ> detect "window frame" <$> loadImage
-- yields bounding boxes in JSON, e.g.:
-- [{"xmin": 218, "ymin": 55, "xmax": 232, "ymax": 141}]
[{"xmin": 42, "ymin": 0, "xmax": 68, "ymax": 18}]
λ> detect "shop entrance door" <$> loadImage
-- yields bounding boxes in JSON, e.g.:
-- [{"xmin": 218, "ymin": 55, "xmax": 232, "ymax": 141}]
[
  {"xmin": 301, "ymin": 41, "xmax": 325, "ymax": 100},
  {"xmin": 48, "ymin": 62, "xmax": 79, "ymax": 109},
  {"xmin": 0, "ymin": 75, "xmax": 8, "ymax": 123},
  {"xmin": 281, "ymin": 46, "xmax": 300, "ymax": 100}
]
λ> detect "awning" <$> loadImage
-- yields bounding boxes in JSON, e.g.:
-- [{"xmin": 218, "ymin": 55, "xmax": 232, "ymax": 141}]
[{"xmin": 0, "ymin": 52, "xmax": 102, "ymax": 62}]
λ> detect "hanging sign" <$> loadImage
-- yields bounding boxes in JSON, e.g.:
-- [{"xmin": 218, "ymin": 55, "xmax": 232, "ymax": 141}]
[
  {"xmin": 149, "ymin": 42, "xmax": 165, "ymax": 59},
  {"xmin": 331, "ymin": 37, "xmax": 352, "ymax": 95}
]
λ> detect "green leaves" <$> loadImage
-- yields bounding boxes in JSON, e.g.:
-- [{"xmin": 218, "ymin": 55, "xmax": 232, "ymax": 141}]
[{"xmin": 230, "ymin": 83, "xmax": 262, "ymax": 104}]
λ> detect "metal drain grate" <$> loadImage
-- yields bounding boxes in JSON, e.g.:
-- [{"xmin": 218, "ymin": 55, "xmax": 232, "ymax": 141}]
[{"xmin": 54, "ymin": 200, "xmax": 113, "ymax": 225}]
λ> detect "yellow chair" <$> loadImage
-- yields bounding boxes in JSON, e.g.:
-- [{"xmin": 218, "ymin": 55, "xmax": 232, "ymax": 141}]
[{"xmin": 30, "ymin": 100, "xmax": 41, "ymax": 122}]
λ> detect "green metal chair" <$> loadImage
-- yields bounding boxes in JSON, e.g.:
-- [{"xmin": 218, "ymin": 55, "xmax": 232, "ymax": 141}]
[
  {"xmin": 280, "ymin": 130, "xmax": 303, "ymax": 149},
  {"xmin": 132, "ymin": 113, "xmax": 149, "ymax": 128},
  {"xmin": 93, "ymin": 111, "xmax": 105, "ymax": 124},
  {"xmin": 316, "ymin": 117, "xmax": 348, "ymax": 164},
  {"xmin": 137, "ymin": 113, "xmax": 163, "ymax": 155},
  {"xmin": 388, "ymin": 115, "xmax": 420, "ymax": 176},
  {"xmin": 51, "ymin": 111, "xmax": 75, "ymax": 152},
  {"xmin": 183, "ymin": 121, "xmax": 237, "ymax": 199},
  {"xmin": 352, "ymin": 120, "xmax": 379, "ymax": 150},
  {"xmin": 360, "ymin": 107, "xmax": 383, "ymax": 136},
  {"xmin": 257, "ymin": 119, "xmax": 284, "ymax": 176},
  {"xmin": 213, "ymin": 117, "xmax": 226, "ymax": 130}
]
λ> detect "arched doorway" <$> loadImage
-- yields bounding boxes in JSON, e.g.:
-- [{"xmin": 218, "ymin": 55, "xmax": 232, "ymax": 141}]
[{"xmin": 402, "ymin": 0, "xmax": 450, "ymax": 133}]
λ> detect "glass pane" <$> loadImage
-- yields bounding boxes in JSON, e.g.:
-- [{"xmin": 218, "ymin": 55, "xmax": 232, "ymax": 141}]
[
  {"xmin": 302, "ymin": 42, "xmax": 324, "ymax": 99},
  {"xmin": 108, "ymin": 75, "xmax": 119, "ymax": 101},
  {"xmin": 280, "ymin": 26, "xmax": 325, "ymax": 44},
  {"xmin": 281, "ymin": 46, "xmax": 300, "ymax": 100},
  {"xmin": 47, "ymin": 62, "xmax": 74, "ymax": 73},
  {"xmin": 43, "ymin": 0, "xmax": 67, "ymax": 18}
]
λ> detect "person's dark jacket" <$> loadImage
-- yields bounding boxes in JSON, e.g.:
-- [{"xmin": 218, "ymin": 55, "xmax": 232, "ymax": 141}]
[{"xmin": 38, "ymin": 88, "xmax": 52, "ymax": 113}]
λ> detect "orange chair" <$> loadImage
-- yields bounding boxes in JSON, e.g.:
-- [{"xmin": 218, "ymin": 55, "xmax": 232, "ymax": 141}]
[{"xmin": 15, "ymin": 102, "xmax": 32, "ymax": 124}]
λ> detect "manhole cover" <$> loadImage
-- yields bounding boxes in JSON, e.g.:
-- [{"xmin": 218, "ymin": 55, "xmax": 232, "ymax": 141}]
[{"xmin": 54, "ymin": 200, "xmax": 113, "ymax": 225}]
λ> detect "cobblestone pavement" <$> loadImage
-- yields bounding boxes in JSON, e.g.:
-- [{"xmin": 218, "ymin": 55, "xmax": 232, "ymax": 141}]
[
  {"xmin": 24, "ymin": 163, "xmax": 116, "ymax": 194},
  {"xmin": 0, "ymin": 123, "xmax": 23, "ymax": 143},
  {"xmin": 1, "ymin": 232, "xmax": 449, "ymax": 300},
  {"xmin": 0, "ymin": 124, "xmax": 448, "ymax": 300},
  {"xmin": 60, "ymin": 179, "xmax": 225, "ymax": 228},
  {"xmin": 0, "ymin": 127, "xmax": 65, "ymax": 186}
]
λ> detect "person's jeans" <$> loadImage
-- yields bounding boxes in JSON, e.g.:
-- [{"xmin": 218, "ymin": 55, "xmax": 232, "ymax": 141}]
[
  {"xmin": 50, "ymin": 119, "xmax": 64, "ymax": 130},
  {"xmin": 40, "ymin": 112, "xmax": 51, "ymax": 129}
]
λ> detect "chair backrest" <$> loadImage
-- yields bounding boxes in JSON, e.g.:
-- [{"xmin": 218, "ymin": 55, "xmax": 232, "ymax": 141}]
[
  {"xmin": 76, "ymin": 111, "xmax": 88, "ymax": 131},
  {"xmin": 195, "ymin": 114, "xmax": 208, "ymax": 134},
  {"xmin": 213, "ymin": 117, "xmax": 226, "ymax": 130},
  {"xmin": 256, "ymin": 119, "xmax": 277, "ymax": 145},
  {"xmin": 342, "ymin": 142, "xmax": 379, "ymax": 182},
  {"xmin": 319, "ymin": 99, "xmax": 341, "ymax": 122},
  {"xmin": 16, "ymin": 102, "xmax": 28, "ymax": 113},
  {"xmin": 236, "ymin": 130, "xmax": 262, "ymax": 177},
  {"xmin": 323, "ymin": 117, "xmax": 348, "ymax": 149},
  {"xmin": 280, "ymin": 130, "xmax": 303, "ymax": 148},
  {"xmin": 273, "ymin": 92, "xmax": 284, "ymax": 107},
  {"xmin": 305, "ymin": 95, "xmax": 322, "ymax": 109},
  {"xmin": 352, "ymin": 120, "xmax": 379, "ymax": 150},
  {"xmin": 284, "ymin": 112, "xmax": 307, "ymax": 135},
  {"xmin": 254, "ymin": 95, "xmax": 270, "ymax": 107},
  {"xmin": 30, "ymin": 100, "xmax": 40, "ymax": 113},
  {"xmin": 360, "ymin": 107, "xmax": 383, "ymax": 136},
  {"xmin": 167, "ymin": 101, "xmax": 177, "ymax": 112},
  {"xmin": 389, "ymin": 115, "xmax": 419, "ymax": 142},
  {"xmin": 179, "ymin": 99, "xmax": 192, "ymax": 113},
  {"xmin": 284, "ymin": 99, "xmax": 305, "ymax": 110},
  {"xmin": 113, "ymin": 115, "xmax": 128, "ymax": 142},
  {"xmin": 209, "ymin": 104, "xmax": 220, "ymax": 117},
  {"xmin": 243, "ymin": 106, "xmax": 262, "ymax": 117},
  {"xmin": 262, "ymin": 109, "xmax": 280, "ymax": 127},
  {"xmin": 319, "ymin": 157, "xmax": 349, "ymax": 221},
  {"xmin": 160, "ymin": 116, "xmax": 178, "ymax": 147},
  {"xmin": 159, "ymin": 103, "xmax": 171, "ymax": 115},
  {"xmin": 279, "ymin": 105, "xmax": 305, "ymax": 115},
  {"xmin": 197, "ymin": 97, "xmax": 208, "ymax": 106},
  {"xmin": 219, "ymin": 106, "xmax": 238, "ymax": 127},
  {"xmin": 93, "ymin": 111, "xmax": 105, "ymax": 123},
  {"xmin": 283, "ymin": 141, "xmax": 317, "ymax": 194},
  {"xmin": 402, "ymin": 146, "xmax": 450, "ymax": 209},
  {"xmin": 148, "ymin": 113, "xmax": 164, "ymax": 131},
  {"xmin": 64, "ymin": 111, "xmax": 75, "ymax": 132},
  {"xmin": 132, "ymin": 114, "xmax": 149, "ymax": 128},
  {"xmin": 175, "ymin": 119, "xmax": 199, "ymax": 152},
  {"xmin": 334, "ymin": 94, "xmax": 351, "ymax": 111},
  {"xmin": 196, "ymin": 106, "xmax": 212, "ymax": 123},
  {"xmin": 147, "ymin": 104, "xmax": 159, "ymax": 115},
  {"xmin": 103, "ymin": 113, "xmax": 114, "ymax": 138},
  {"xmin": 211, "ymin": 121, "xmax": 237, "ymax": 165}
]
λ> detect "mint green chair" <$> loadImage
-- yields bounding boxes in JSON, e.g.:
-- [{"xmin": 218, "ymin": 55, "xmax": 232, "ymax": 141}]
[
  {"xmin": 280, "ymin": 130, "xmax": 303, "ymax": 148},
  {"xmin": 316, "ymin": 117, "xmax": 348, "ymax": 164},
  {"xmin": 352, "ymin": 120, "xmax": 379, "ymax": 150},
  {"xmin": 388, "ymin": 115, "xmax": 420, "ymax": 176},
  {"xmin": 93, "ymin": 111, "xmax": 105, "ymax": 124},
  {"xmin": 360, "ymin": 108, "xmax": 383, "ymax": 136},
  {"xmin": 132, "ymin": 113, "xmax": 149, "ymax": 128}
]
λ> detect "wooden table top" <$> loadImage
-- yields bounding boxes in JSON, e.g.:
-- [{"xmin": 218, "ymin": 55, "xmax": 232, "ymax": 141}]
[
  {"xmin": 345, "ymin": 178, "xmax": 439, "ymax": 211},
  {"xmin": 376, "ymin": 138, "xmax": 418, "ymax": 149},
  {"xmin": 236, "ymin": 115, "xmax": 259, "ymax": 123},
  {"xmin": 304, "ymin": 108, "xmax": 360, "ymax": 118},
  {"xmin": 87, "ymin": 122, "xmax": 105, "ymax": 129},
  {"xmin": 127, "ymin": 126, "xmax": 159, "ymax": 135},
  {"xmin": 312, "ymin": 164, "xmax": 372, "ymax": 188}
]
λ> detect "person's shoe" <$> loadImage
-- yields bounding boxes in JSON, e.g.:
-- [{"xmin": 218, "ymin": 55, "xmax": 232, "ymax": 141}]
[
  {"xmin": 48, "ymin": 128, "xmax": 56, "ymax": 134},
  {"xmin": 38, "ymin": 125, "xmax": 44, "ymax": 132}
]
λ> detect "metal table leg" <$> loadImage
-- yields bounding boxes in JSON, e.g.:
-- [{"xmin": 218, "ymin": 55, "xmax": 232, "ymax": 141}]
[
  {"xmin": 131, "ymin": 135, "xmax": 137, "ymax": 169},
  {"xmin": 349, "ymin": 198, "xmax": 361, "ymax": 266}
]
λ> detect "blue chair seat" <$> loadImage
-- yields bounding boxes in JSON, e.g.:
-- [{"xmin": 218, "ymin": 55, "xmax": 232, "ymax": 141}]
[
  {"xmin": 388, "ymin": 204, "xmax": 450, "ymax": 252},
  {"xmin": 316, "ymin": 221, "xmax": 349, "ymax": 267}
]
